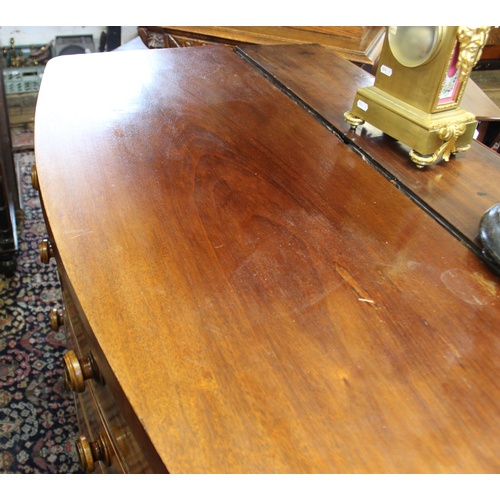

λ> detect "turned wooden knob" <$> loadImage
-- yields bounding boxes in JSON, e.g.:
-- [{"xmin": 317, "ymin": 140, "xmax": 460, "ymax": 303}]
[
  {"xmin": 63, "ymin": 350, "xmax": 101, "ymax": 393},
  {"xmin": 76, "ymin": 433, "xmax": 112, "ymax": 473},
  {"xmin": 39, "ymin": 238, "xmax": 54, "ymax": 264},
  {"xmin": 50, "ymin": 307, "xmax": 64, "ymax": 331},
  {"xmin": 31, "ymin": 164, "xmax": 39, "ymax": 191}
]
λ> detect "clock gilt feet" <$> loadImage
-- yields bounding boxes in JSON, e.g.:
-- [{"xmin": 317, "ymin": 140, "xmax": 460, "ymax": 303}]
[
  {"xmin": 344, "ymin": 109, "xmax": 473, "ymax": 169},
  {"xmin": 344, "ymin": 111, "xmax": 365, "ymax": 129},
  {"xmin": 409, "ymin": 122, "xmax": 471, "ymax": 168},
  {"xmin": 409, "ymin": 144, "xmax": 471, "ymax": 169}
]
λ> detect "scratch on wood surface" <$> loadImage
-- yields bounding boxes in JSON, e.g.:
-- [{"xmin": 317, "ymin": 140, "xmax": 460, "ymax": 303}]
[
  {"xmin": 358, "ymin": 298, "xmax": 375, "ymax": 304},
  {"xmin": 335, "ymin": 263, "xmax": 377, "ymax": 306},
  {"xmin": 65, "ymin": 229, "xmax": 94, "ymax": 239}
]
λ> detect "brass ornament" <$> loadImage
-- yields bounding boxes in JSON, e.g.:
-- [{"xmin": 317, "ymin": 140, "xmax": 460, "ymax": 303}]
[{"xmin": 456, "ymin": 26, "xmax": 491, "ymax": 82}]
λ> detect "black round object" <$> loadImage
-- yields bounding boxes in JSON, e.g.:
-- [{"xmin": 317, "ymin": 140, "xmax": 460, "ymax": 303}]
[{"xmin": 479, "ymin": 203, "xmax": 500, "ymax": 266}]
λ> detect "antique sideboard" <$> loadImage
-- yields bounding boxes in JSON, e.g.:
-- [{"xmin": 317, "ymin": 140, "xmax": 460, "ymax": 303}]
[
  {"xmin": 138, "ymin": 26, "xmax": 385, "ymax": 67},
  {"xmin": 33, "ymin": 43, "xmax": 500, "ymax": 473}
]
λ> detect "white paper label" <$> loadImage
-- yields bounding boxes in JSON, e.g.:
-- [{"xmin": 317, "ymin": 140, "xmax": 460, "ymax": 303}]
[
  {"xmin": 357, "ymin": 99, "xmax": 368, "ymax": 112},
  {"xmin": 380, "ymin": 64, "xmax": 392, "ymax": 77}
]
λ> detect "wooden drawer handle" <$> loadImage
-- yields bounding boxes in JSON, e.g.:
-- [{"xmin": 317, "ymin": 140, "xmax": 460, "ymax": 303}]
[
  {"xmin": 31, "ymin": 164, "xmax": 39, "ymax": 191},
  {"xmin": 63, "ymin": 350, "xmax": 101, "ymax": 392},
  {"xmin": 50, "ymin": 307, "xmax": 64, "ymax": 331},
  {"xmin": 39, "ymin": 238, "xmax": 54, "ymax": 264},
  {"xmin": 76, "ymin": 433, "xmax": 112, "ymax": 473}
]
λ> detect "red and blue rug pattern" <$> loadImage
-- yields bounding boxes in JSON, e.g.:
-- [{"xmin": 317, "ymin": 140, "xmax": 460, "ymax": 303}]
[{"xmin": 0, "ymin": 152, "xmax": 80, "ymax": 473}]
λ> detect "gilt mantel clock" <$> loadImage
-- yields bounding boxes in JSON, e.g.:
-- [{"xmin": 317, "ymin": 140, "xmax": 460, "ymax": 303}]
[{"xmin": 344, "ymin": 26, "xmax": 491, "ymax": 168}]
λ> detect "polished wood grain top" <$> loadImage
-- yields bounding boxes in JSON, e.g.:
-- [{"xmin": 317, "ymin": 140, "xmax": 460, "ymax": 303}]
[
  {"xmin": 35, "ymin": 45, "xmax": 500, "ymax": 473},
  {"xmin": 238, "ymin": 44, "xmax": 500, "ymax": 262}
]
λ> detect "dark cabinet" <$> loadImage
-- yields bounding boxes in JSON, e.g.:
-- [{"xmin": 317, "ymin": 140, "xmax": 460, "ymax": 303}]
[{"xmin": 0, "ymin": 61, "xmax": 18, "ymax": 276}]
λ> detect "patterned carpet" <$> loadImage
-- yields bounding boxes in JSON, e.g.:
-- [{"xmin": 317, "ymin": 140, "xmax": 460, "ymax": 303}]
[{"xmin": 0, "ymin": 151, "xmax": 81, "ymax": 473}]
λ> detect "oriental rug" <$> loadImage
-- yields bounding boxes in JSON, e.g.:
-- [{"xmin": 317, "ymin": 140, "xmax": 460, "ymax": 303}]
[{"xmin": 0, "ymin": 151, "xmax": 80, "ymax": 473}]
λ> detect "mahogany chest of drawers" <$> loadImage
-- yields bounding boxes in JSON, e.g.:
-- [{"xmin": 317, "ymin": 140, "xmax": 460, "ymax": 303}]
[{"xmin": 34, "ymin": 44, "xmax": 500, "ymax": 473}]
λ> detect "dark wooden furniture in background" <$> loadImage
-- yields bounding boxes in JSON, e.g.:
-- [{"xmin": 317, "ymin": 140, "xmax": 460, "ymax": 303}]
[
  {"xmin": 34, "ymin": 45, "xmax": 500, "ymax": 473},
  {"xmin": 471, "ymin": 26, "xmax": 500, "ymax": 151},
  {"xmin": 138, "ymin": 26, "xmax": 385, "ymax": 67},
  {"xmin": 479, "ymin": 26, "xmax": 500, "ymax": 67},
  {"xmin": 0, "ymin": 59, "xmax": 18, "ymax": 276},
  {"xmin": 462, "ymin": 78, "xmax": 500, "ymax": 145}
]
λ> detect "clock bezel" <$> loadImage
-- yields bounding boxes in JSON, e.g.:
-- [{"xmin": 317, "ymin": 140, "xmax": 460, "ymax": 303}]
[{"xmin": 387, "ymin": 26, "xmax": 444, "ymax": 68}]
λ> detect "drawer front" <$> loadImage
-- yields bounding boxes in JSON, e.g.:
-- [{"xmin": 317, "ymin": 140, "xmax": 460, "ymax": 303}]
[
  {"xmin": 72, "ymin": 391, "xmax": 105, "ymax": 473},
  {"xmin": 57, "ymin": 265, "xmax": 154, "ymax": 473},
  {"xmin": 60, "ymin": 306, "xmax": 141, "ymax": 473},
  {"xmin": 75, "ymin": 385, "xmax": 126, "ymax": 473},
  {"xmin": 91, "ymin": 382, "xmax": 152, "ymax": 473}
]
